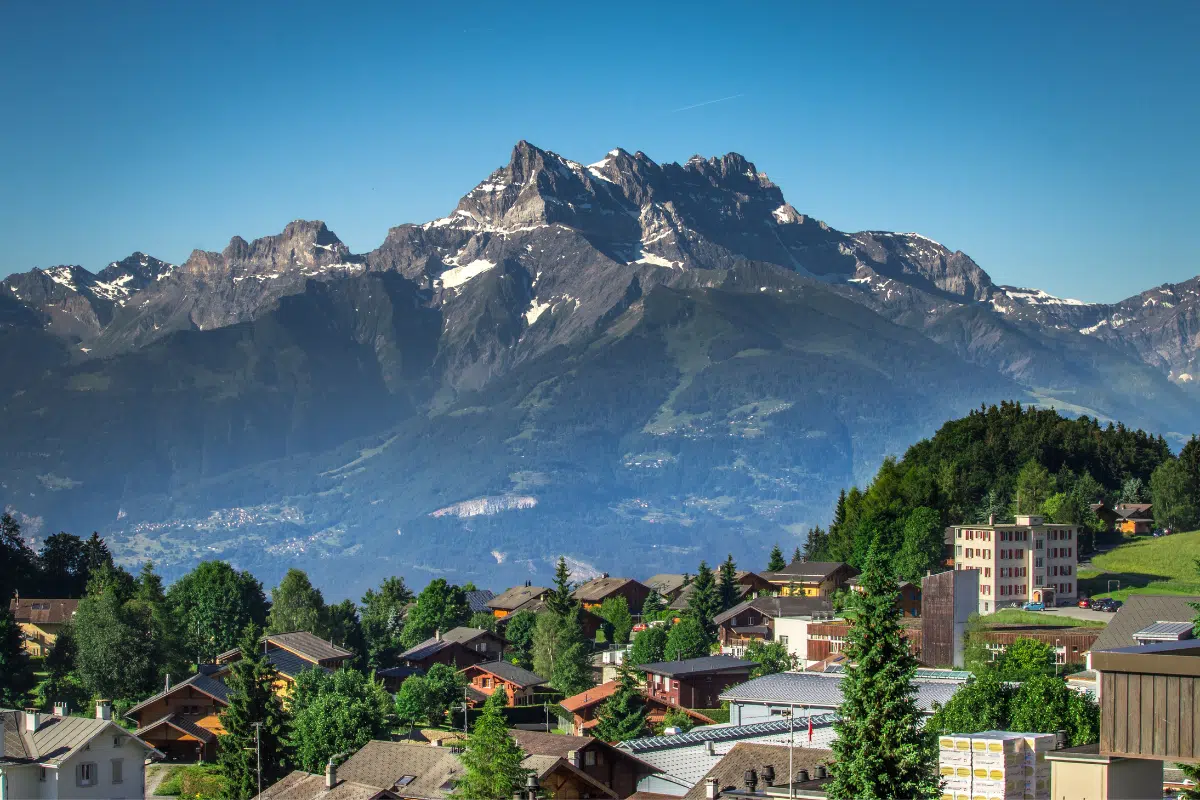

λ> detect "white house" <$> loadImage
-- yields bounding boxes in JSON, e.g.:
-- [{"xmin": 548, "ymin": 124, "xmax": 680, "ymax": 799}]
[{"xmin": 0, "ymin": 703, "xmax": 159, "ymax": 800}]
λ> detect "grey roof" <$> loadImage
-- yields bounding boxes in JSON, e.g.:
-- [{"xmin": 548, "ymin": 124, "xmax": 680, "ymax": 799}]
[
  {"xmin": 640, "ymin": 656, "xmax": 758, "ymax": 677},
  {"xmin": 464, "ymin": 660, "xmax": 547, "ymax": 688},
  {"xmin": 820, "ymin": 665, "xmax": 973, "ymax": 681},
  {"xmin": 620, "ymin": 713, "xmax": 840, "ymax": 753},
  {"xmin": 126, "ymin": 671, "xmax": 231, "ymax": 717},
  {"xmin": 572, "ymin": 576, "xmax": 648, "ymax": 603},
  {"xmin": 267, "ymin": 631, "xmax": 355, "ymax": 663},
  {"xmin": 0, "ymin": 711, "xmax": 32, "ymax": 764},
  {"xmin": 0, "ymin": 710, "xmax": 158, "ymax": 766},
  {"xmin": 1090, "ymin": 594, "xmax": 1200, "ymax": 652},
  {"xmin": 398, "ymin": 627, "xmax": 495, "ymax": 663},
  {"xmin": 680, "ymin": 742, "xmax": 833, "ymax": 800},
  {"xmin": 759, "ymin": 560, "xmax": 852, "ymax": 583},
  {"xmin": 644, "ymin": 574, "xmax": 689, "ymax": 596},
  {"xmin": 268, "ymin": 648, "xmax": 332, "ymax": 679},
  {"xmin": 720, "ymin": 671, "xmax": 965, "ymax": 712},
  {"xmin": 1133, "ymin": 621, "xmax": 1196, "ymax": 641},
  {"xmin": 670, "ymin": 582, "xmax": 754, "ymax": 611},
  {"xmin": 463, "ymin": 589, "xmax": 495, "ymax": 615},
  {"xmin": 256, "ymin": 769, "xmax": 400, "ymax": 800},
  {"xmin": 135, "ymin": 713, "xmax": 217, "ymax": 743},
  {"xmin": 487, "ymin": 585, "xmax": 550, "ymax": 611},
  {"xmin": 713, "ymin": 596, "xmax": 834, "ymax": 627},
  {"xmin": 337, "ymin": 740, "xmax": 462, "ymax": 798}
]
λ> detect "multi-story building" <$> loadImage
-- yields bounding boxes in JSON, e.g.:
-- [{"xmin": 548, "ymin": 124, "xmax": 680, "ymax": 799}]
[{"xmin": 948, "ymin": 515, "xmax": 1079, "ymax": 613}]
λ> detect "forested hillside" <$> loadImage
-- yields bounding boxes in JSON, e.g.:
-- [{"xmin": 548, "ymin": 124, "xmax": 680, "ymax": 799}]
[{"xmin": 804, "ymin": 402, "xmax": 1193, "ymax": 580}]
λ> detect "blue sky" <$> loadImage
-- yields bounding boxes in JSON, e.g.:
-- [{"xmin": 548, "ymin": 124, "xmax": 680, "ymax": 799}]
[{"xmin": 1, "ymin": 2, "xmax": 1195, "ymax": 302}]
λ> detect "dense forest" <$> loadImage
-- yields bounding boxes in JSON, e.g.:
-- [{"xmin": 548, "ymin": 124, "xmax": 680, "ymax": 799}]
[{"xmin": 804, "ymin": 402, "xmax": 1199, "ymax": 580}]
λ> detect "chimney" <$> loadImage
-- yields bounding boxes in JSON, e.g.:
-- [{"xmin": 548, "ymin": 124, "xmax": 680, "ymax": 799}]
[
  {"xmin": 705, "ymin": 777, "xmax": 720, "ymax": 799},
  {"xmin": 815, "ymin": 765, "xmax": 827, "ymax": 780},
  {"xmin": 435, "ymin": 629, "xmax": 442, "ymax": 643},
  {"xmin": 1055, "ymin": 729, "xmax": 1067, "ymax": 750},
  {"xmin": 325, "ymin": 758, "xmax": 337, "ymax": 790},
  {"xmin": 988, "ymin": 513, "xmax": 996, "ymax": 525},
  {"xmin": 796, "ymin": 768, "xmax": 810, "ymax": 783},
  {"xmin": 96, "ymin": 700, "xmax": 111, "ymax": 721},
  {"xmin": 23, "ymin": 709, "xmax": 42, "ymax": 733},
  {"xmin": 761, "ymin": 765, "xmax": 775, "ymax": 786},
  {"xmin": 53, "ymin": 702, "xmax": 67, "ymax": 718}
]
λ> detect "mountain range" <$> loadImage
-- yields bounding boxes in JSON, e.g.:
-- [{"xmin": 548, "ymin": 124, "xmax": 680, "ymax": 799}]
[{"xmin": 2, "ymin": 141, "xmax": 1196, "ymax": 597}]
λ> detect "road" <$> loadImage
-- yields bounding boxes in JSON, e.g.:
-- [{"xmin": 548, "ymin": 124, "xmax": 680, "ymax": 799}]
[{"xmin": 1033, "ymin": 605, "xmax": 1112, "ymax": 624}]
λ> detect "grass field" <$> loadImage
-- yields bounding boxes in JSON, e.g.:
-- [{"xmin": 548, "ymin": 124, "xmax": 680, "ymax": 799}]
[
  {"xmin": 980, "ymin": 609, "xmax": 1105, "ymax": 628},
  {"xmin": 1078, "ymin": 529, "xmax": 1200, "ymax": 601}
]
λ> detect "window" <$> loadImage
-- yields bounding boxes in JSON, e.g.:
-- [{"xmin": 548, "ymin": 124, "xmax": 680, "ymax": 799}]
[
  {"xmin": 77, "ymin": 762, "xmax": 97, "ymax": 787},
  {"xmin": 113, "ymin": 735, "xmax": 123, "ymax": 748},
  {"xmin": 584, "ymin": 750, "xmax": 597, "ymax": 766},
  {"xmin": 1036, "ymin": 558, "xmax": 1043, "ymax": 568},
  {"xmin": 956, "ymin": 545, "xmax": 962, "ymax": 557},
  {"xmin": 778, "ymin": 635, "xmax": 788, "ymax": 646},
  {"xmin": 112, "ymin": 758, "xmax": 124, "ymax": 784},
  {"xmin": 984, "ymin": 568, "xmax": 991, "ymax": 578},
  {"xmin": 39, "ymin": 768, "xmax": 47, "ymax": 782}
]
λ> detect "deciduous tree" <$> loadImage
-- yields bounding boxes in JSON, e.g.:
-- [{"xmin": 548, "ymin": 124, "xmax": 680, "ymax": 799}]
[
  {"xmin": 267, "ymin": 568, "xmax": 328, "ymax": 637},
  {"xmin": 287, "ymin": 667, "xmax": 392, "ymax": 773},
  {"xmin": 629, "ymin": 624, "xmax": 668, "ymax": 666},
  {"xmin": 664, "ymin": 617, "xmax": 708, "ymax": 661},
  {"xmin": 504, "ymin": 610, "xmax": 537, "ymax": 669},
  {"xmin": 743, "ymin": 639, "xmax": 796, "ymax": 677},
  {"xmin": 400, "ymin": 579, "xmax": 471, "ymax": 649},
  {"xmin": 927, "ymin": 671, "xmax": 1011, "ymax": 734},
  {"xmin": 360, "ymin": 577, "xmax": 413, "ymax": 668},
  {"xmin": 168, "ymin": 561, "xmax": 269, "ymax": 664},
  {"xmin": 598, "ymin": 596, "xmax": 633, "ymax": 644}
]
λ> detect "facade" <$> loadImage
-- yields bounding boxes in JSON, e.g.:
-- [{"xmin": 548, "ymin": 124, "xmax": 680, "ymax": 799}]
[
  {"xmin": 803, "ymin": 618, "xmax": 923, "ymax": 666},
  {"xmin": 126, "ymin": 671, "xmax": 230, "ymax": 761},
  {"xmin": 7, "ymin": 598, "xmax": 78, "ymax": 658},
  {"xmin": 713, "ymin": 596, "xmax": 833, "ymax": 655},
  {"xmin": 1045, "ymin": 744, "xmax": 1164, "ymax": 800},
  {"xmin": 572, "ymin": 577, "xmax": 654, "ymax": 615},
  {"xmin": 920, "ymin": 568, "xmax": 979, "ymax": 668},
  {"xmin": 486, "ymin": 584, "xmax": 550, "ymax": 618},
  {"xmin": 458, "ymin": 661, "xmax": 548, "ymax": 706},
  {"xmin": 974, "ymin": 625, "xmax": 1101, "ymax": 668},
  {"xmin": 396, "ymin": 627, "xmax": 505, "ymax": 671},
  {"xmin": 558, "ymin": 682, "xmax": 714, "ymax": 737},
  {"xmin": 641, "ymin": 657, "xmax": 757, "ymax": 710},
  {"xmin": 0, "ymin": 704, "xmax": 159, "ymax": 800},
  {"xmin": 757, "ymin": 561, "xmax": 856, "ymax": 598},
  {"xmin": 948, "ymin": 515, "xmax": 1079, "ymax": 613},
  {"xmin": 1113, "ymin": 503, "xmax": 1154, "ymax": 535},
  {"xmin": 511, "ymin": 730, "xmax": 662, "ymax": 799},
  {"xmin": 847, "ymin": 578, "xmax": 921, "ymax": 617}
]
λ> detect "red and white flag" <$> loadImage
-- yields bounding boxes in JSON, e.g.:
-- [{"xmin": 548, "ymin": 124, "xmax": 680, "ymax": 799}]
[{"xmin": 807, "ymin": 716, "xmax": 813, "ymax": 742}]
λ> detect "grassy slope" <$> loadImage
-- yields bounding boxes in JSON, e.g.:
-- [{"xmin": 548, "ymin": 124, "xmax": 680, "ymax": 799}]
[
  {"xmin": 1078, "ymin": 529, "xmax": 1200, "ymax": 601},
  {"xmin": 981, "ymin": 609, "xmax": 1105, "ymax": 628}
]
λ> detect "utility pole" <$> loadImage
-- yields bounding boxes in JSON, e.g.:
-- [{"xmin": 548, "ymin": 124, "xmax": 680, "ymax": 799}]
[{"xmin": 253, "ymin": 721, "xmax": 262, "ymax": 798}]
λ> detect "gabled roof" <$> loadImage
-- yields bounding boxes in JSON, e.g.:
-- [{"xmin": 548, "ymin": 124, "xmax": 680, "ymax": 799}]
[
  {"xmin": 0, "ymin": 710, "xmax": 159, "ymax": 766},
  {"xmin": 680, "ymin": 742, "xmax": 833, "ymax": 800},
  {"xmin": 510, "ymin": 729, "xmax": 660, "ymax": 773},
  {"xmin": 463, "ymin": 589, "xmax": 495, "ymax": 615},
  {"xmin": 644, "ymin": 574, "xmax": 689, "ymax": 596},
  {"xmin": 266, "ymin": 648, "xmax": 333, "ymax": 679},
  {"xmin": 670, "ymin": 582, "xmax": 755, "ymax": 611},
  {"xmin": 460, "ymin": 660, "xmax": 547, "ymax": 688},
  {"xmin": 712, "ymin": 596, "xmax": 834, "ymax": 627},
  {"xmin": 336, "ymin": 740, "xmax": 462, "ymax": 798},
  {"xmin": 398, "ymin": 627, "xmax": 497, "ymax": 663},
  {"xmin": 759, "ymin": 560, "xmax": 853, "ymax": 583},
  {"xmin": 620, "ymin": 712, "xmax": 840, "ymax": 753},
  {"xmin": 560, "ymin": 680, "xmax": 622, "ymax": 713},
  {"xmin": 0, "ymin": 711, "xmax": 32, "ymax": 764},
  {"xmin": 8, "ymin": 598, "xmax": 78, "ymax": 625},
  {"xmin": 522, "ymin": 754, "xmax": 619, "ymax": 798},
  {"xmin": 572, "ymin": 576, "xmax": 648, "ymax": 603},
  {"xmin": 126, "ymin": 672, "xmax": 231, "ymax": 717},
  {"xmin": 1090, "ymin": 594, "xmax": 1200, "ymax": 653},
  {"xmin": 256, "ymin": 769, "xmax": 400, "ymax": 800},
  {"xmin": 488, "ymin": 585, "xmax": 550, "ymax": 611},
  {"xmin": 135, "ymin": 713, "xmax": 217, "ymax": 743},
  {"xmin": 266, "ymin": 631, "xmax": 355, "ymax": 663},
  {"xmin": 639, "ymin": 656, "xmax": 758, "ymax": 678}
]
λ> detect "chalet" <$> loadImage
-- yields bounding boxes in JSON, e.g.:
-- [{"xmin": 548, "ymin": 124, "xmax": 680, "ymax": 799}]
[
  {"xmin": 511, "ymin": 730, "xmax": 662, "ymax": 799},
  {"xmin": 847, "ymin": 577, "xmax": 922, "ymax": 617},
  {"xmin": 214, "ymin": 631, "xmax": 355, "ymax": 693},
  {"xmin": 758, "ymin": 561, "xmax": 857, "ymax": 597},
  {"xmin": 643, "ymin": 574, "xmax": 690, "ymax": 604},
  {"xmin": 0, "ymin": 702, "xmax": 160, "ymax": 799},
  {"xmin": 713, "ymin": 596, "xmax": 833, "ymax": 653},
  {"xmin": 463, "ymin": 589, "xmax": 495, "ymax": 615},
  {"xmin": 396, "ymin": 627, "xmax": 504, "ymax": 671},
  {"xmin": 499, "ymin": 596, "xmax": 606, "ymax": 641},
  {"xmin": 487, "ymin": 584, "xmax": 550, "ymax": 618},
  {"xmin": 572, "ymin": 576, "xmax": 653, "ymax": 615},
  {"xmin": 558, "ymin": 682, "xmax": 714, "ymax": 737},
  {"xmin": 7, "ymin": 598, "xmax": 77, "ymax": 658},
  {"xmin": 681, "ymin": 742, "xmax": 834, "ymax": 800},
  {"xmin": 459, "ymin": 661, "xmax": 549, "ymax": 707},
  {"xmin": 1114, "ymin": 503, "xmax": 1154, "ymax": 535},
  {"xmin": 641, "ymin": 656, "xmax": 758, "ymax": 710},
  {"xmin": 126, "ymin": 670, "xmax": 230, "ymax": 761},
  {"xmin": 669, "ymin": 572, "xmax": 774, "ymax": 612},
  {"xmin": 1090, "ymin": 502, "xmax": 1120, "ymax": 532}
]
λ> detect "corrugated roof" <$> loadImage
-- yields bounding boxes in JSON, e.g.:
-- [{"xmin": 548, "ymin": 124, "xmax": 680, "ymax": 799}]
[
  {"xmin": 8, "ymin": 598, "xmax": 78, "ymax": 625},
  {"xmin": 620, "ymin": 713, "xmax": 840, "ymax": 753},
  {"xmin": 463, "ymin": 660, "xmax": 547, "ymax": 688},
  {"xmin": 488, "ymin": 585, "xmax": 550, "ymax": 610},
  {"xmin": 1090, "ymin": 595, "xmax": 1200, "ymax": 652},
  {"xmin": 640, "ymin": 656, "xmax": 758, "ymax": 678},
  {"xmin": 720, "ymin": 671, "xmax": 964, "ymax": 712},
  {"xmin": 681, "ymin": 742, "xmax": 834, "ymax": 800},
  {"xmin": 1133, "ymin": 621, "xmax": 1196, "ymax": 641}
]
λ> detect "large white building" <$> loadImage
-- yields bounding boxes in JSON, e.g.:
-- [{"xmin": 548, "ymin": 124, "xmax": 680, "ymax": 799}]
[{"xmin": 949, "ymin": 514, "xmax": 1079, "ymax": 613}]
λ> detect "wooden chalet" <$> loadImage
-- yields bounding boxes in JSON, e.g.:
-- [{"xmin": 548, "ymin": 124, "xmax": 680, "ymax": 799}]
[
  {"xmin": 559, "ymin": 682, "xmax": 715, "ymax": 738},
  {"xmin": 459, "ymin": 661, "xmax": 549, "ymax": 707},
  {"xmin": 125, "ymin": 670, "xmax": 230, "ymax": 761},
  {"xmin": 487, "ymin": 583, "xmax": 551, "ymax": 618},
  {"xmin": 572, "ymin": 576, "xmax": 653, "ymax": 615},
  {"xmin": 214, "ymin": 630, "xmax": 355, "ymax": 696},
  {"xmin": 396, "ymin": 627, "xmax": 504, "ymax": 671}
]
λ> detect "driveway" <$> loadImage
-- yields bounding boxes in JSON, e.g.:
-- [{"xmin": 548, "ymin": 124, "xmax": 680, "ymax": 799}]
[{"xmin": 1036, "ymin": 606, "xmax": 1112, "ymax": 624}]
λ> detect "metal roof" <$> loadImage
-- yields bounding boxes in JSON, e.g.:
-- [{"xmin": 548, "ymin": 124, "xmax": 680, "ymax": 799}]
[
  {"xmin": 463, "ymin": 660, "xmax": 547, "ymax": 688},
  {"xmin": 463, "ymin": 589, "xmax": 495, "ymax": 615},
  {"xmin": 619, "ymin": 713, "xmax": 840, "ymax": 753},
  {"xmin": 1133, "ymin": 621, "xmax": 1196, "ymax": 641},
  {"xmin": 640, "ymin": 656, "xmax": 758, "ymax": 677},
  {"xmin": 125, "ymin": 672, "xmax": 231, "ymax": 717},
  {"xmin": 720, "ymin": 671, "xmax": 966, "ymax": 712},
  {"xmin": 1090, "ymin": 595, "xmax": 1200, "ymax": 652},
  {"xmin": 820, "ymin": 664, "xmax": 973, "ymax": 682}
]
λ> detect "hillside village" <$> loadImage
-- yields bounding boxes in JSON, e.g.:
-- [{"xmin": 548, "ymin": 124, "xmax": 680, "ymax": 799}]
[{"xmin": 2, "ymin": 503, "xmax": 1198, "ymax": 800}]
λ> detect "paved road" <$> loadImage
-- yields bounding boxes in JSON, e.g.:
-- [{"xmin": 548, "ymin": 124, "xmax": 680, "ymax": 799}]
[{"xmin": 1027, "ymin": 605, "xmax": 1113, "ymax": 624}]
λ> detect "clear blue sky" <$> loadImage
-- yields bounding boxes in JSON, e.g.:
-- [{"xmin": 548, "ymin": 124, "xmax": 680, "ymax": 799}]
[{"xmin": 1, "ymin": 2, "xmax": 1196, "ymax": 303}]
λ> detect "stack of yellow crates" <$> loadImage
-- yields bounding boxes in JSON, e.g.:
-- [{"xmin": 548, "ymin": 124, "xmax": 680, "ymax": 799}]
[
  {"xmin": 969, "ymin": 732, "xmax": 1026, "ymax": 800},
  {"xmin": 1018, "ymin": 733, "xmax": 1056, "ymax": 799},
  {"xmin": 938, "ymin": 735, "xmax": 975, "ymax": 800}
]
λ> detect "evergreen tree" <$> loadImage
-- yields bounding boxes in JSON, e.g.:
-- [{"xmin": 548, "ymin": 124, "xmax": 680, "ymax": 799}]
[
  {"xmin": 830, "ymin": 489, "xmax": 848, "ymax": 534},
  {"xmin": 359, "ymin": 576, "xmax": 413, "ymax": 668},
  {"xmin": 598, "ymin": 596, "xmax": 633, "ymax": 644},
  {"xmin": 893, "ymin": 507, "xmax": 945, "ymax": 583},
  {"xmin": 717, "ymin": 555, "xmax": 740, "ymax": 612},
  {"xmin": 549, "ymin": 613, "xmax": 592, "ymax": 696},
  {"xmin": 132, "ymin": 561, "xmax": 187, "ymax": 689},
  {"xmin": 803, "ymin": 526, "xmax": 829, "ymax": 560},
  {"xmin": 544, "ymin": 557, "xmax": 577, "ymax": 618},
  {"xmin": 685, "ymin": 561, "xmax": 719, "ymax": 641},
  {"xmin": 504, "ymin": 610, "xmax": 538, "ymax": 668},
  {"xmin": 629, "ymin": 624, "xmax": 668, "ymax": 666},
  {"xmin": 1151, "ymin": 458, "xmax": 1199, "ymax": 531},
  {"xmin": 0, "ymin": 513, "xmax": 38, "ymax": 600},
  {"xmin": 766, "ymin": 544, "xmax": 786, "ymax": 572},
  {"xmin": 664, "ymin": 617, "xmax": 708, "ymax": 661},
  {"xmin": 287, "ymin": 667, "xmax": 391, "ymax": 773},
  {"xmin": 640, "ymin": 591, "xmax": 666, "ymax": 620},
  {"xmin": 218, "ymin": 625, "xmax": 288, "ymax": 799},
  {"xmin": 399, "ymin": 579, "xmax": 471, "ymax": 649},
  {"xmin": 267, "ymin": 568, "xmax": 328, "ymax": 637},
  {"xmin": 792, "ymin": 546, "xmax": 803, "ymax": 563},
  {"xmin": 38, "ymin": 533, "xmax": 90, "ymax": 597},
  {"xmin": 325, "ymin": 599, "xmax": 366, "ymax": 661},
  {"xmin": 0, "ymin": 602, "xmax": 30, "ymax": 706},
  {"xmin": 591, "ymin": 666, "xmax": 649, "ymax": 742},
  {"xmin": 168, "ymin": 561, "xmax": 269, "ymax": 664},
  {"xmin": 828, "ymin": 551, "xmax": 939, "ymax": 800},
  {"xmin": 81, "ymin": 532, "xmax": 113, "ymax": 576},
  {"xmin": 451, "ymin": 690, "xmax": 529, "ymax": 799}
]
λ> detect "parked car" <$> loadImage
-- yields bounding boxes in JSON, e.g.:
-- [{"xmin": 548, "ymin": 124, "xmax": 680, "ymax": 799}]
[
  {"xmin": 1077, "ymin": 597, "xmax": 1091, "ymax": 609},
  {"xmin": 1092, "ymin": 598, "xmax": 1123, "ymax": 612},
  {"xmin": 1023, "ymin": 601, "xmax": 1046, "ymax": 612}
]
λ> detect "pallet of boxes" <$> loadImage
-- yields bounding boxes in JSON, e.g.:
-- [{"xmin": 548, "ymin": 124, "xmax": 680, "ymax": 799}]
[{"xmin": 937, "ymin": 731, "xmax": 1055, "ymax": 800}]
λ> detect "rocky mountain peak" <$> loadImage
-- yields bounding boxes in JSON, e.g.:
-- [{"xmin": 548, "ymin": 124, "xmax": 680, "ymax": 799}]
[{"xmin": 183, "ymin": 220, "xmax": 358, "ymax": 278}]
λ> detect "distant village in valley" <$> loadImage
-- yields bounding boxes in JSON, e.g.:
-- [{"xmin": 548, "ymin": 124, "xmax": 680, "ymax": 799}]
[{"xmin": 3, "ymin": 496, "xmax": 1198, "ymax": 800}]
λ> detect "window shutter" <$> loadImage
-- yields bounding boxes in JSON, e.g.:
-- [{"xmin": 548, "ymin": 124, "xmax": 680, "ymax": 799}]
[
  {"xmin": 76, "ymin": 764, "xmax": 85, "ymax": 786},
  {"xmin": 112, "ymin": 758, "xmax": 124, "ymax": 784}
]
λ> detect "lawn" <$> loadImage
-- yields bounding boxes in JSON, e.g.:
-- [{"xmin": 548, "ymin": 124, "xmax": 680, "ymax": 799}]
[
  {"xmin": 980, "ymin": 609, "xmax": 1105, "ymax": 628},
  {"xmin": 1078, "ymin": 529, "xmax": 1200, "ymax": 601}
]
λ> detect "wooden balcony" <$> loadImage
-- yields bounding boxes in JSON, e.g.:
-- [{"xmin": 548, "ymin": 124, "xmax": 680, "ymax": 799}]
[{"xmin": 1094, "ymin": 640, "xmax": 1200, "ymax": 764}]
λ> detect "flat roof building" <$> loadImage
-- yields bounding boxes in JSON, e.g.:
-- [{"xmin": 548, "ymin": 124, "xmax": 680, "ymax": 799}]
[{"xmin": 948, "ymin": 514, "xmax": 1079, "ymax": 613}]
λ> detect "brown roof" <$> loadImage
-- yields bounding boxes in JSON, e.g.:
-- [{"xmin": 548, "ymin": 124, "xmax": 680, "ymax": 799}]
[
  {"xmin": 713, "ymin": 595, "xmax": 834, "ymax": 626},
  {"xmin": 644, "ymin": 574, "xmax": 690, "ymax": 596},
  {"xmin": 522, "ymin": 754, "xmax": 619, "ymax": 798},
  {"xmin": 8, "ymin": 598, "xmax": 78, "ymax": 625},
  {"xmin": 681, "ymin": 743, "xmax": 833, "ymax": 800},
  {"xmin": 560, "ymin": 680, "xmax": 622, "ymax": 713},
  {"xmin": 336, "ymin": 740, "xmax": 462, "ymax": 798},
  {"xmin": 267, "ymin": 631, "xmax": 355, "ymax": 663},
  {"xmin": 255, "ymin": 770, "xmax": 399, "ymax": 800},
  {"xmin": 510, "ymin": 729, "xmax": 660, "ymax": 773},
  {"xmin": 760, "ymin": 561, "xmax": 854, "ymax": 584},
  {"xmin": 572, "ymin": 576, "xmax": 648, "ymax": 603},
  {"xmin": 487, "ymin": 585, "xmax": 550, "ymax": 611},
  {"xmin": 1090, "ymin": 594, "xmax": 1200, "ymax": 653},
  {"xmin": 135, "ymin": 713, "xmax": 217, "ymax": 744}
]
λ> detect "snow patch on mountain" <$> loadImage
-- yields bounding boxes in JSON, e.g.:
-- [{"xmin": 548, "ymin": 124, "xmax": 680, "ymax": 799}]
[{"xmin": 440, "ymin": 259, "xmax": 496, "ymax": 289}]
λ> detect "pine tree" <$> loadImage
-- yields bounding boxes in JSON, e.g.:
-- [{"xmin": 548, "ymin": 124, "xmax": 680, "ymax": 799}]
[
  {"xmin": 640, "ymin": 591, "xmax": 665, "ymax": 620},
  {"xmin": 828, "ymin": 551, "xmax": 939, "ymax": 800},
  {"xmin": 591, "ymin": 666, "xmax": 649, "ymax": 742},
  {"xmin": 685, "ymin": 561, "xmax": 720, "ymax": 642},
  {"xmin": 218, "ymin": 624, "xmax": 288, "ymax": 799},
  {"xmin": 831, "ymin": 488, "xmax": 847, "ymax": 534},
  {"xmin": 766, "ymin": 544, "xmax": 786, "ymax": 572},
  {"xmin": 717, "ymin": 555, "xmax": 740, "ymax": 612},
  {"xmin": 0, "ymin": 602, "xmax": 30, "ymax": 706},
  {"xmin": 549, "ymin": 613, "xmax": 593, "ymax": 696},
  {"xmin": 792, "ymin": 546, "xmax": 802, "ymax": 563},
  {"xmin": 545, "ymin": 557, "xmax": 577, "ymax": 618},
  {"xmin": 452, "ymin": 691, "xmax": 529, "ymax": 799}
]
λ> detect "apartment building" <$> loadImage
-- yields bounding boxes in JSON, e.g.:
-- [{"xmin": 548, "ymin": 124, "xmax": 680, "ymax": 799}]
[{"xmin": 948, "ymin": 515, "xmax": 1079, "ymax": 613}]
